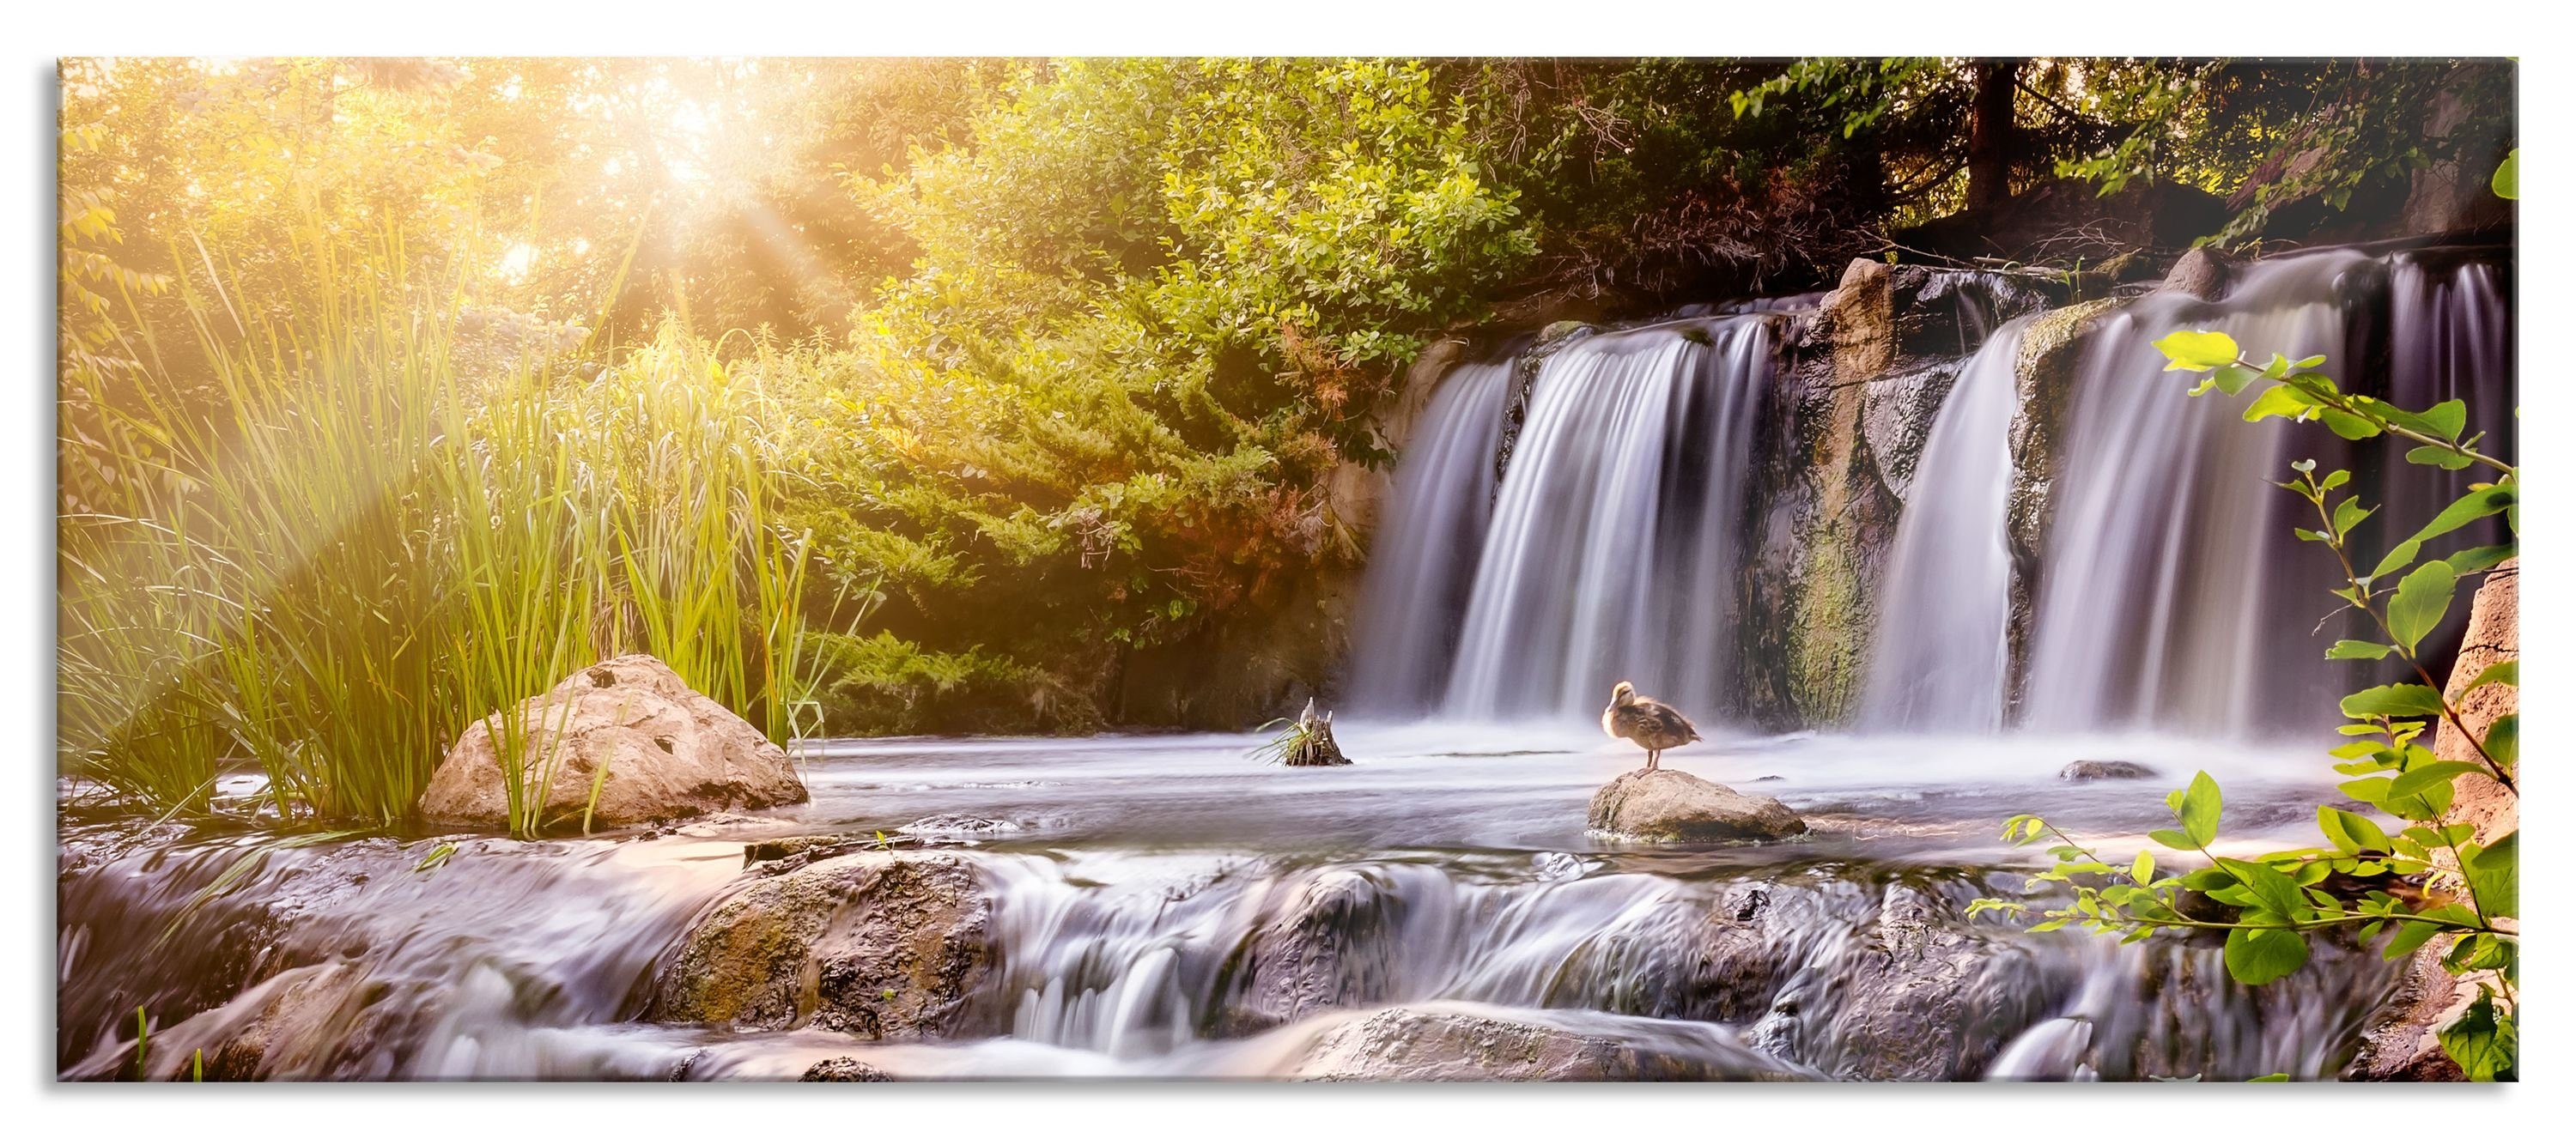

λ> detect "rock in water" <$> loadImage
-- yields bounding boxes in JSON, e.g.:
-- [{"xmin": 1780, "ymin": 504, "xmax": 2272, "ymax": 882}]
[
  {"xmin": 1587, "ymin": 769, "xmax": 1807, "ymax": 842},
  {"xmin": 2058, "ymin": 760, "xmax": 2159, "ymax": 782},
  {"xmin": 418, "ymin": 654, "xmax": 805, "ymax": 833},
  {"xmin": 646, "ymin": 852, "xmax": 992, "ymax": 1040},
  {"xmin": 1290, "ymin": 1007, "xmax": 1704, "ymax": 1081},
  {"xmin": 800, "ymin": 1057, "xmax": 895, "ymax": 1081}
]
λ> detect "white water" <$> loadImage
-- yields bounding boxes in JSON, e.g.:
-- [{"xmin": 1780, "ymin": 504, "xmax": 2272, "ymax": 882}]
[
  {"xmin": 1437, "ymin": 318, "xmax": 1771, "ymax": 720},
  {"xmin": 1858, "ymin": 318, "xmax": 2032, "ymax": 730},
  {"xmin": 62, "ymin": 730, "xmax": 2374, "ymax": 1082},
  {"xmin": 1348, "ymin": 358, "xmax": 1518, "ymax": 711},
  {"xmin": 2023, "ymin": 249, "xmax": 2505, "ymax": 736}
]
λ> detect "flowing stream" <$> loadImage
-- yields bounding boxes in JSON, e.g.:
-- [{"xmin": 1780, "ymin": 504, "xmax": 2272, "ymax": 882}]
[
  {"xmin": 57, "ymin": 245, "xmax": 2510, "ymax": 1082},
  {"xmin": 61, "ymin": 730, "xmax": 2385, "ymax": 1081}
]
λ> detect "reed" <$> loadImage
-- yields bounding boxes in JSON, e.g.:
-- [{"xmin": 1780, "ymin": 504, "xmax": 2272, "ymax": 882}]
[{"xmin": 58, "ymin": 233, "xmax": 824, "ymax": 833}]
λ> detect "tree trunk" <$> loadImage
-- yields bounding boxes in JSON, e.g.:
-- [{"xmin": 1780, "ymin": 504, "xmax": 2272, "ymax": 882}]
[{"xmin": 1965, "ymin": 59, "xmax": 2023, "ymax": 213}]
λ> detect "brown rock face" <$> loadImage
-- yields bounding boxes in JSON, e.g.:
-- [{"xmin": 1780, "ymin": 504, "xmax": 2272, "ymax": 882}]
[
  {"xmin": 417, "ymin": 654, "xmax": 805, "ymax": 833},
  {"xmin": 646, "ymin": 852, "xmax": 993, "ymax": 1040},
  {"xmin": 1587, "ymin": 768, "xmax": 1807, "ymax": 842},
  {"xmin": 2353, "ymin": 560, "xmax": 2517, "ymax": 1081}
]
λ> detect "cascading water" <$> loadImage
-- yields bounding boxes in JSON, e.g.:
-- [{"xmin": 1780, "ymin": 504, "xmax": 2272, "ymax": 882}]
[
  {"xmin": 1857, "ymin": 317, "xmax": 2033, "ymax": 731},
  {"xmin": 58, "ymin": 734, "xmax": 2399, "ymax": 1081},
  {"xmin": 1434, "ymin": 317, "xmax": 1771, "ymax": 720},
  {"xmin": 2023, "ymin": 248, "xmax": 2511, "ymax": 736},
  {"xmin": 1347, "ymin": 357, "xmax": 1517, "ymax": 711}
]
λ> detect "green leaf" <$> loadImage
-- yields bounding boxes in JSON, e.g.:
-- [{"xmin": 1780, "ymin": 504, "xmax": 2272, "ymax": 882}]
[
  {"xmin": 2318, "ymin": 806, "xmax": 2391, "ymax": 854},
  {"xmin": 2422, "ymin": 399, "xmax": 2468, "ymax": 440},
  {"xmin": 2438, "ymin": 991, "xmax": 2514, "ymax": 1081},
  {"xmin": 2332, "ymin": 498, "xmax": 2375, "ymax": 539},
  {"xmin": 2319, "ymin": 409, "xmax": 2382, "ymax": 439},
  {"xmin": 2247, "ymin": 1073, "xmax": 2292, "ymax": 1082},
  {"xmin": 2242, "ymin": 384, "xmax": 2313, "ymax": 423},
  {"xmin": 2341, "ymin": 683, "xmax": 2445, "ymax": 718},
  {"xmin": 2221, "ymin": 858, "xmax": 2309, "ymax": 918},
  {"xmin": 2178, "ymin": 772, "xmax": 2222, "ymax": 846},
  {"xmin": 2491, "ymin": 148, "xmax": 2518, "ymax": 202},
  {"xmin": 2224, "ymin": 924, "xmax": 2311, "ymax": 985},
  {"xmin": 2130, "ymin": 849, "xmax": 2155, "ymax": 883},
  {"xmin": 2327, "ymin": 639, "xmax": 2392, "ymax": 661},
  {"xmin": 2154, "ymin": 329, "xmax": 2239, "ymax": 372},
  {"xmin": 2486, "ymin": 714, "xmax": 2517, "ymax": 769},
  {"xmin": 2463, "ymin": 660, "xmax": 2517, "ymax": 693},
  {"xmin": 2445, "ymin": 543, "xmax": 2517, "ymax": 577},
  {"xmin": 2148, "ymin": 827, "xmax": 2199, "ymax": 851},
  {"xmin": 2406, "ymin": 445, "xmax": 2476, "ymax": 470},
  {"xmin": 2384, "ymin": 916, "xmax": 2444, "ymax": 960},
  {"xmin": 2387, "ymin": 760, "xmax": 2481, "ymax": 800},
  {"xmin": 2386, "ymin": 560, "xmax": 2458, "ymax": 652},
  {"xmin": 2372, "ymin": 486, "xmax": 2516, "ymax": 579},
  {"xmin": 2465, "ymin": 831, "xmax": 2516, "ymax": 920},
  {"xmin": 2208, "ymin": 365, "xmax": 2258, "ymax": 396}
]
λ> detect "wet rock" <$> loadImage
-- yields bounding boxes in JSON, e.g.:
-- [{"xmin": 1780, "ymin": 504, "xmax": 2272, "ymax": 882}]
[
  {"xmin": 139, "ymin": 959, "xmax": 422, "ymax": 1081},
  {"xmin": 1587, "ymin": 769, "xmax": 1807, "ymax": 843},
  {"xmin": 2058, "ymin": 760, "xmax": 2160, "ymax": 782},
  {"xmin": 2005, "ymin": 296, "xmax": 2125, "ymax": 696},
  {"xmin": 1210, "ymin": 868, "xmax": 1408, "ymax": 1036},
  {"xmin": 1747, "ymin": 882, "xmax": 2056, "ymax": 1080},
  {"xmin": 418, "ymin": 655, "xmax": 805, "ymax": 833},
  {"xmin": 800, "ymin": 1057, "xmax": 896, "ymax": 1081},
  {"xmin": 2160, "ymin": 246, "xmax": 2233, "ymax": 301},
  {"xmin": 1289, "ymin": 1007, "xmax": 1706, "ymax": 1081},
  {"xmin": 647, "ymin": 852, "xmax": 992, "ymax": 1040}
]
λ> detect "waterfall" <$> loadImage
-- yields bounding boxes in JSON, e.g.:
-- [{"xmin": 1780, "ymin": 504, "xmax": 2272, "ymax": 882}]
[
  {"xmin": 1347, "ymin": 358, "xmax": 1517, "ymax": 711},
  {"xmin": 2021, "ymin": 248, "xmax": 2515, "ymax": 736},
  {"xmin": 1858, "ymin": 317, "xmax": 2033, "ymax": 731},
  {"xmin": 1436, "ymin": 317, "xmax": 1772, "ymax": 721}
]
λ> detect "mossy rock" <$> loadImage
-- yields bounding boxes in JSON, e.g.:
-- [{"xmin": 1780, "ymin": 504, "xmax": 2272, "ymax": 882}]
[{"xmin": 646, "ymin": 851, "xmax": 993, "ymax": 1039}]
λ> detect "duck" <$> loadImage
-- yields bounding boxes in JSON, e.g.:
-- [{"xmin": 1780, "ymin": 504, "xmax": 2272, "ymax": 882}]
[{"xmin": 1601, "ymin": 681, "xmax": 1699, "ymax": 772}]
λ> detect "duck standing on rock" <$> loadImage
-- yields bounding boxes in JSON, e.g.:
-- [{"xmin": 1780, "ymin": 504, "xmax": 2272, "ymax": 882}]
[{"xmin": 1601, "ymin": 681, "xmax": 1699, "ymax": 772}]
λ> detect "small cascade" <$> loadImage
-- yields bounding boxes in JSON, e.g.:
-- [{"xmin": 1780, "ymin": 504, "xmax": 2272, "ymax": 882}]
[
  {"xmin": 1438, "ymin": 318, "xmax": 1773, "ymax": 720},
  {"xmin": 1347, "ymin": 358, "xmax": 1517, "ymax": 711},
  {"xmin": 2022, "ymin": 248, "xmax": 2511, "ymax": 736},
  {"xmin": 1858, "ymin": 317, "xmax": 2033, "ymax": 731}
]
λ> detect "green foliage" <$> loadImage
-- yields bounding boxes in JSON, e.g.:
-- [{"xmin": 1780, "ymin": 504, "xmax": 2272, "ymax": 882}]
[
  {"xmin": 1990, "ymin": 313, "xmax": 2518, "ymax": 1079},
  {"xmin": 57, "ymin": 233, "xmax": 820, "ymax": 833}
]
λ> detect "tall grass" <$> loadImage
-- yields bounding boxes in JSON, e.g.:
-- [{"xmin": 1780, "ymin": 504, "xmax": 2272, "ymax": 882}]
[{"xmin": 58, "ymin": 235, "xmax": 824, "ymax": 834}]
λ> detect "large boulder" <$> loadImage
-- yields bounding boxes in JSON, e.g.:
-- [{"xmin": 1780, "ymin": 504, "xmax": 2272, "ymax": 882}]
[
  {"xmin": 646, "ymin": 851, "xmax": 993, "ymax": 1040},
  {"xmin": 1587, "ymin": 769, "xmax": 1807, "ymax": 842},
  {"xmin": 2354, "ymin": 559, "xmax": 2518, "ymax": 1081},
  {"xmin": 1744, "ymin": 882, "xmax": 2058, "ymax": 1080},
  {"xmin": 1209, "ymin": 867, "xmax": 1409, "ymax": 1036},
  {"xmin": 418, "ymin": 655, "xmax": 805, "ymax": 833},
  {"xmin": 1288, "ymin": 1006, "xmax": 1738, "ymax": 1081}
]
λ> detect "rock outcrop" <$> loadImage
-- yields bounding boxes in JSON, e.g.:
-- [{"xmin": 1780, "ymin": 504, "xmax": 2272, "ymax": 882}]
[
  {"xmin": 1587, "ymin": 768, "xmax": 1807, "ymax": 842},
  {"xmin": 1744, "ymin": 882, "xmax": 2058, "ymax": 1081},
  {"xmin": 647, "ymin": 852, "xmax": 993, "ymax": 1040},
  {"xmin": 2354, "ymin": 558, "xmax": 2518, "ymax": 1081},
  {"xmin": 418, "ymin": 655, "xmax": 805, "ymax": 833},
  {"xmin": 1210, "ymin": 868, "xmax": 1408, "ymax": 1036}
]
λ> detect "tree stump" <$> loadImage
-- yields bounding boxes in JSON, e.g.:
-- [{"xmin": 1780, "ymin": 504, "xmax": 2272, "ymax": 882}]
[{"xmin": 1280, "ymin": 699, "xmax": 1352, "ymax": 767}]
